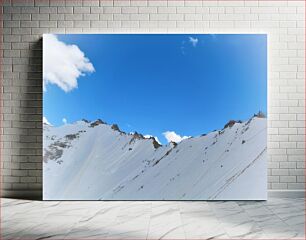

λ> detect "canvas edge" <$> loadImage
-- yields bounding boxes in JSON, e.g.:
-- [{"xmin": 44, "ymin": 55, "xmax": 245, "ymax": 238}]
[{"xmin": 2, "ymin": 190, "xmax": 304, "ymax": 200}]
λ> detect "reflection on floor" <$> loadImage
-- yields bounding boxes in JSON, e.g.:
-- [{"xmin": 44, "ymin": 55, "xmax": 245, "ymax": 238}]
[{"xmin": 2, "ymin": 197, "xmax": 305, "ymax": 239}]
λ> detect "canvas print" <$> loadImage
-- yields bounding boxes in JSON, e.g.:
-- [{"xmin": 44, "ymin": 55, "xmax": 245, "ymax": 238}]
[{"xmin": 43, "ymin": 34, "xmax": 267, "ymax": 200}]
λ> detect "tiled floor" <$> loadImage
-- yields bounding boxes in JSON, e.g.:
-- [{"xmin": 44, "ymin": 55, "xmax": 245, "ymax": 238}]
[{"xmin": 2, "ymin": 198, "xmax": 305, "ymax": 239}]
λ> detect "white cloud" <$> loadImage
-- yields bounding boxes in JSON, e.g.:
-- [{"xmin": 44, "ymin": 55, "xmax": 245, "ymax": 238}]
[
  {"xmin": 189, "ymin": 37, "xmax": 198, "ymax": 47},
  {"xmin": 144, "ymin": 135, "xmax": 161, "ymax": 144},
  {"xmin": 163, "ymin": 131, "xmax": 190, "ymax": 143},
  {"xmin": 62, "ymin": 118, "xmax": 67, "ymax": 124},
  {"xmin": 43, "ymin": 34, "xmax": 95, "ymax": 92},
  {"xmin": 43, "ymin": 116, "xmax": 52, "ymax": 126}
]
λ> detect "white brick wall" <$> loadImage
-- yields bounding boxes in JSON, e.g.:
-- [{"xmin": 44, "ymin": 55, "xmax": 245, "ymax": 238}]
[{"xmin": 1, "ymin": 0, "xmax": 305, "ymax": 198}]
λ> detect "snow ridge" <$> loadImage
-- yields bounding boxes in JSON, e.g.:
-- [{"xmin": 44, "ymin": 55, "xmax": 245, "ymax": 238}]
[{"xmin": 43, "ymin": 116, "xmax": 267, "ymax": 200}]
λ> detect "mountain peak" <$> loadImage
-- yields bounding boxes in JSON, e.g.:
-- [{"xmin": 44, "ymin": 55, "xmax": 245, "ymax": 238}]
[
  {"xmin": 223, "ymin": 120, "xmax": 242, "ymax": 129},
  {"xmin": 170, "ymin": 141, "xmax": 178, "ymax": 147},
  {"xmin": 132, "ymin": 131, "xmax": 144, "ymax": 140},
  {"xmin": 90, "ymin": 119, "xmax": 105, "ymax": 128},
  {"xmin": 111, "ymin": 123, "xmax": 120, "ymax": 131},
  {"xmin": 254, "ymin": 111, "xmax": 266, "ymax": 118}
]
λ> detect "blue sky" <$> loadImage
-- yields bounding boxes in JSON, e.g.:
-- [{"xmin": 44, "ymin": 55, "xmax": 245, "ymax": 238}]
[{"xmin": 43, "ymin": 34, "xmax": 267, "ymax": 144}]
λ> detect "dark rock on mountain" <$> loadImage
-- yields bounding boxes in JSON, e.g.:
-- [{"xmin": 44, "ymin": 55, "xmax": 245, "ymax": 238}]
[
  {"xmin": 133, "ymin": 131, "xmax": 144, "ymax": 140},
  {"xmin": 65, "ymin": 133, "xmax": 80, "ymax": 140},
  {"xmin": 223, "ymin": 120, "xmax": 242, "ymax": 129},
  {"xmin": 150, "ymin": 137, "xmax": 161, "ymax": 149},
  {"xmin": 223, "ymin": 120, "xmax": 237, "ymax": 129},
  {"xmin": 111, "ymin": 124, "xmax": 120, "ymax": 131},
  {"xmin": 90, "ymin": 119, "xmax": 105, "ymax": 128},
  {"xmin": 254, "ymin": 111, "xmax": 266, "ymax": 118}
]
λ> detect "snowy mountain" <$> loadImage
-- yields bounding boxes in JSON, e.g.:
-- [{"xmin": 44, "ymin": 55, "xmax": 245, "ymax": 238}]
[{"xmin": 43, "ymin": 116, "xmax": 267, "ymax": 200}]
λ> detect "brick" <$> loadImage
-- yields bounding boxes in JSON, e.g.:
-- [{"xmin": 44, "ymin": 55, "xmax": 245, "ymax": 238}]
[
  {"xmin": 3, "ymin": 6, "xmax": 22, "ymax": 13},
  {"xmin": 91, "ymin": 21, "xmax": 108, "ymax": 28},
  {"xmin": 297, "ymin": 176, "xmax": 305, "ymax": 183},
  {"xmin": 272, "ymin": 169, "xmax": 289, "ymax": 176},
  {"xmin": 113, "ymin": 0, "xmax": 130, "ymax": 6},
  {"xmin": 150, "ymin": 14, "xmax": 167, "ymax": 21},
  {"xmin": 168, "ymin": 14, "xmax": 184, "ymax": 21},
  {"xmin": 39, "ymin": 6, "xmax": 57, "ymax": 14},
  {"xmin": 148, "ymin": 0, "xmax": 167, "ymax": 7},
  {"xmin": 268, "ymin": 176, "xmax": 279, "ymax": 183},
  {"xmin": 158, "ymin": 7, "xmax": 176, "ymax": 14},
  {"xmin": 74, "ymin": 21, "xmax": 90, "ymax": 28},
  {"xmin": 83, "ymin": 13, "xmax": 99, "ymax": 20},
  {"xmin": 39, "ymin": 21, "xmax": 57, "ymax": 28},
  {"xmin": 177, "ymin": 7, "xmax": 196, "ymax": 14},
  {"xmin": 131, "ymin": 0, "xmax": 147, "ymax": 7},
  {"xmin": 21, "ymin": 6, "xmax": 39, "ymax": 13},
  {"xmin": 34, "ymin": 0, "xmax": 49, "ymax": 6},
  {"xmin": 196, "ymin": 7, "xmax": 209, "ymax": 14},
  {"xmin": 83, "ymin": 0, "xmax": 99, "ymax": 6},
  {"xmin": 12, "ymin": 14, "xmax": 31, "ymax": 20},
  {"xmin": 121, "ymin": 20, "xmax": 139, "ymax": 28},
  {"xmin": 31, "ymin": 14, "xmax": 49, "ymax": 20},
  {"xmin": 289, "ymin": 169, "xmax": 305, "ymax": 176},
  {"xmin": 121, "ymin": 7, "xmax": 138, "ymax": 14},
  {"xmin": 50, "ymin": 14, "xmax": 65, "ymax": 20},
  {"xmin": 12, "ymin": 170, "xmax": 28, "ymax": 177},
  {"xmin": 12, "ymin": 28, "xmax": 32, "ymax": 35},
  {"xmin": 158, "ymin": 21, "xmax": 176, "ymax": 28},
  {"xmin": 139, "ymin": 7, "xmax": 157, "ymax": 14},
  {"xmin": 140, "ymin": 21, "xmax": 158, "ymax": 28},
  {"xmin": 219, "ymin": 14, "xmax": 244, "ymax": 20},
  {"xmin": 185, "ymin": 0, "xmax": 202, "ymax": 6},
  {"xmin": 4, "ymin": 176, "xmax": 20, "ymax": 183},
  {"xmin": 218, "ymin": 1, "xmax": 244, "ymax": 6},
  {"xmin": 103, "ymin": 7, "xmax": 121, "ymax": 14},
  {"xmin": 177, "ymin": 21, "xmax": 194, "ymax": 28},
  {"xmin": 65, "ymin": 14, "xmax": 83, "ymax": 20},
  {"xmin": 12, "ymin": 0, "xmax": 34, "ymax": 7},
  {"xmin": 31, "ymin": 28, "xmax": 49, "ymax": 35},
  {"xmin": 209, "ymin": 7, "xmax": 225, "ymax": 13},
  {"xmin": 57, "ymin": 6, "xmax": 73, "ymax": 14},
  {"xmin": 130, "ymin": 14, "xmax": 149, "ymax": 21},
  {"xmin": 73, "ymin": 6, "xmax": 90, "ymax": 14},
  {"xmin": 20, "ymin": 177, "xmax": 36, "ymax": 183},
  {"xmin": 65, "ymin": 0, "xmax": 82, "ymax": 6},
  {"xmin": 21, "ymin": 21, "xmax": 39, "ymax": 28},
  {"xmin": 90, "ymin": 7, "xmax": 104, "ymax": 13},
  {"xmin": 49, "ymin": 0, "xmax": 65, "ymax": 6},
  {"xmin": 272, "ymin": 183, "xmax": 288, "ymax": 189},
  {"xmin": 99, "ymin": 14, "xmax": 113, "ymax": 20},
  {"xmin": 280, "ymin": 162, "xmax": 296, "ymax": 169},
  {"xmin": 288, "ymin": 183, "xmax": 305, "ymax": 189},
  {"xmin": 280, "ymin": 176, "xmax": 296, "ymax": 183},
  {"xmin": 297, "ymin": 162, "xmax": 305, "ymax": 169},
  {"xmin": 113, "ymin": 14, "xmax": 130, "ymax": 21},
  {"xmin": 210, "ymin": 21, "xmax": 234, "ymax": 28},
  {"xmin": 185, "ymin": 14, "xmax": 202, "ymax": 21}
]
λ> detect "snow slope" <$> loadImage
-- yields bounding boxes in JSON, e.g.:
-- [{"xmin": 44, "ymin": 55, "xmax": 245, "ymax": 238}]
[{"xmin": 43, "ymin": 117, "xmax": 267, "ymax": 200}]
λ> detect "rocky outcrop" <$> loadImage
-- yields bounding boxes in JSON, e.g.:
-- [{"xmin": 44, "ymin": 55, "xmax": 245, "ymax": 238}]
[
  {"xmin": 223, "ymin": 120, "xmax": 242, "ymax": 129},
  {"xmin": 254, "ymin": 111, "xmax": 266, "ymax": 118},
  {"xmin": 90, "ymin": 119, "xmax": 105, "ymax": 128},
  {"xmin": 111, "ymin": 124, "xmax": 120, "ymax": 131},
  {"xmin": 150, "ymin": 137, "xmax": 161, "ymax": 149}
]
